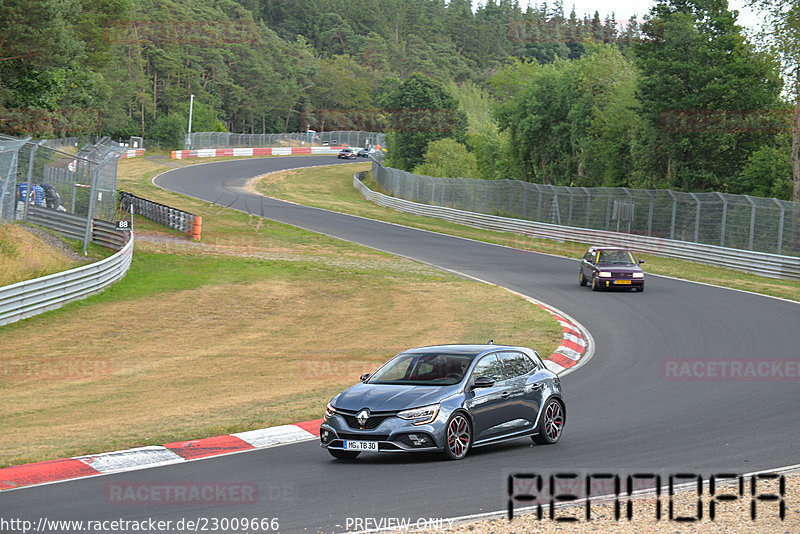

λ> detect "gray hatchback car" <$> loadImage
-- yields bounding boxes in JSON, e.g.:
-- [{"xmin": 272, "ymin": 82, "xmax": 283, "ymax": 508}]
[{"xmin": 320, "ymin": 344, "xmax": 565, "ymax": 460}]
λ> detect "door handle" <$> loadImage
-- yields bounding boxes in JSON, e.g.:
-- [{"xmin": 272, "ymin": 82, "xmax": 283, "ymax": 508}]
[
  {"xmin": 529, "ymin": 384, "xmax": 543, "ymax": 391},
  {"xmin": 500, "ymin": 391, "xmax": 511, "ymax": 398}
]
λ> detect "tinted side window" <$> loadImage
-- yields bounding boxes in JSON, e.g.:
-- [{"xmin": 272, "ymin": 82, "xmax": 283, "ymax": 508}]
[
  {"xmin": 583, "ymin": 252, "xmax": 593, "ymax": 262},
  {"xmin": 499, "ymin": 352, "xmax": 532, "ymax": 379},
  {"xmin": 472, "ymin": 354, "xmax": 503, "ymax": 381},
  {"xmin": 520, "ymin": 354, "xmax": 537, "ymax": 373}
]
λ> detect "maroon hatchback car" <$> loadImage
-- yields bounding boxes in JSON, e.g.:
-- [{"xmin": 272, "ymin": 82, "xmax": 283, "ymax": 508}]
[{"xmin": 579, "ymin": 246, "xmax": 645, "ymax": 292}]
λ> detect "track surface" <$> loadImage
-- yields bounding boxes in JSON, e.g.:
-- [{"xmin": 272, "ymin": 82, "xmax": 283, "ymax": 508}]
[{"xmin": 3, "ymin": 156, "xmax": 798, "ymax": 532}]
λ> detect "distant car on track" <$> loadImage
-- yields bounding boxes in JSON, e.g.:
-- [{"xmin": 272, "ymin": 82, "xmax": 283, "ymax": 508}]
[
  {"xmin": 320, "ymin": 344, "xmax": 565, "ymax": 460},
  {"xmin": 357, "ymin": 148, "xmax": 372, "ymax": 158},
  {"xmin": 338, "ymin": 148, "xmax": 357, "ymax": 159},
  {"xmin": 579, "ymin": 246, "xmax": 645, "ymax": 292}
]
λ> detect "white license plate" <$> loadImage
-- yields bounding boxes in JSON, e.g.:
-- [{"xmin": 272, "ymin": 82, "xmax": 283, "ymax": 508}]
[{"xmin": 343, "ymin": 440, "xmax": 378, "ymax": 451}]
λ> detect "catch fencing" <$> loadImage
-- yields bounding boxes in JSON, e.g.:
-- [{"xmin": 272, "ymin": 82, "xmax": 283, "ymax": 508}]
[
  {"xmin": 186, "ymin": 131, "xmax": 386, "ymax": 150},
  {"xmin": 0, "ymin": 136, "xmax": 28, "ymax": 222},
  {"xmin": 0, "ymin": 134, "xmax": 125, "ymax": 225},
  {"xmin": 372, "ymin": 161, "xmax": 800, "ymax": 258},
  {"xmin": 356, "ymin": 171, "xmax": 800, "ymax": 281}
]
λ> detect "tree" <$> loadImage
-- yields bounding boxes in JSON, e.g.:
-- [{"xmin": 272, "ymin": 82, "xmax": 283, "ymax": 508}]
[
  {"xmin": 494, "ymin": 44, "xmax": 639, "ymax": 186},
  {"xmin": 748, "ymin": 0, "xmax": 799, "ymax": 202},
  {"xmin": 633, "ymin": 0, "xmax": 783, "ymax": 191},
  {"xmin": 306, "ymin": 55, "xmax": 377, "ymax": 131},
  {"xmin": 380, "ymin": 73, "xmax": 467, "ymax": 171},
  {"xmin": 412, "ymin": 138, "xmax": 478, "ymax": 179},
  {"xmin": 733, "ymin": 140, "xmax": 793, "ymax": 197}
]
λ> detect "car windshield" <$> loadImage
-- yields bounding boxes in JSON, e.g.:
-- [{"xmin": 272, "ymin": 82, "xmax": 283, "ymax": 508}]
[
  {"xmin": 367, "ymin": 353, "xmax": 473, "ymax": 386},
  {"xmin": 597, "ymin": 250, "xmax": 636, "ymax": 265}
]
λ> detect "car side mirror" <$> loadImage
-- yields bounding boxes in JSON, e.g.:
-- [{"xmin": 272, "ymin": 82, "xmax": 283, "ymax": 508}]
[
  {"xmin": 360, "ymin": 373, "xmax": 371, "ymax": 382},
  {"xmin": 471, "ymin": 376, "xmax": 495, "ymax": 389},
  {"xmin": 639, "ymin": 259, "xmax": 645, "ymax": 264}
]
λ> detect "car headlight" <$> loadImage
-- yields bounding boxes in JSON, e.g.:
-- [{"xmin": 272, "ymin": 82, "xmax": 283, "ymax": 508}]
[
  {"xmin": 598, "ymin": 271, "xmax": 611, "ymax": 278},
  {"xmin": 633, "ymin": 272, "xmax": 644, "ymax": 279},
  {"xmin": 397, "ymin": 404, "xmax": 440, "ymax": 425},
  {"xmin": 325, "ymin": 402, "xmax": 336, "ymax": 418}
]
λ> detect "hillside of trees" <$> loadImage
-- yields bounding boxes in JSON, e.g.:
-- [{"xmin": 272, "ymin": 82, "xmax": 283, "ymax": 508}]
[{"xmin": 0, "ymin": 0, "xmax": 797, "ymax": 199}]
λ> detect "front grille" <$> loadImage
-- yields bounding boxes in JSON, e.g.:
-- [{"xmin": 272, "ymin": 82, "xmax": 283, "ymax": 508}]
[
  {"xmin": 342, "ymin": 414, "xmax": 392, "ymax": 430},
  {"xmin": 335, "ymin": 432, "xmax": 390, "ymax": 441}
]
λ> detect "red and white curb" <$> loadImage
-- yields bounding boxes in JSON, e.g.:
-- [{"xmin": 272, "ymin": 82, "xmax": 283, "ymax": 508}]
[
  {"xmin": 503, "ymin": 290, "xmax": 592, "ymax": 376},
  {"xmin": 0, "ymin": 420, "xmax": 322, "ymax": 492},
  {"xmin": 536, "ymin": 303, "xmax": 588, "ymax": 373},
  {"xmin": 171, "ymin": 147, "xmax": 348, "ymax": 159}
]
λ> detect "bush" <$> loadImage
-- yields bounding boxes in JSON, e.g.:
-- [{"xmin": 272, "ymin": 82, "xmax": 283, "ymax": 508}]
[
  {"xmin": 412, "ymin": 138, "xmax": 478, "ymax": 179},
  {"xmin": 148, "ymin": 114, "xmax": 187, "ymax": 149}
]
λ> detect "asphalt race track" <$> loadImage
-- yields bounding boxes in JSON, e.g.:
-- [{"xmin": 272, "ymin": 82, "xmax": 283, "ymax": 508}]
[{"xmin": 3, "ymin": 156, "xmax": 798, "ymax": 533}]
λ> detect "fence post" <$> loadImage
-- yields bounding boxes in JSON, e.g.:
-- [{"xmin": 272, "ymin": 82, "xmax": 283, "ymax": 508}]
[
  {"xmin": 566, "ymin": 188, "xmax": 573, "ymax": 226},
  {"xmin": 745, "ymin": 195, "xmax": 756, "ymax": 250},
  {"xmin": 716, "ymin": 192, "xmax": 728, "ymax": 247},
  {"xmin": 582, "ymin": 187, "xmax": 591, "ymax": 228},
  {"xmin": 536, "ymin": 184, "xmax": 543, "ymax": 221},
  {"xmin": 523, "ymin": 183, "xmax": 528, "ymax": 219},
  {"xmin": 689, "ymin": 192, "xmax": 701, "ymax": 243},
  {"xmin": 82, "ymin": 158, "xmax": 101, "ymax": 254},
  {"xmin": 774, "ymin": 198, "xmax": 785, "ymax": 255},
  {"xmin": 22, "ymin": 140, "xmax": 45, "ymax": 222},
  {"xmin": 645, "ymin": 190, "xmax": 654, "ymax": 237},
  {"xmin": 668, "ymin": 190, "xmax": 677, "ymax": 240},
  {"xmin": 622, "ymin": 188, "xmax": 633, "ymax": 233}
]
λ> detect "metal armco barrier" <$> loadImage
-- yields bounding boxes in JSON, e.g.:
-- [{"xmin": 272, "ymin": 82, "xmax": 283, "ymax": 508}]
[
  {"xmin": 26, "ymin": 205, "xmax": 126, "ymax": 249},
  {"xmin": 0, "ymin": 233, "xmax": 134, "ymax": 326},
  {"xmin": 118, "ymin": 191, "xmax": 200, "ymax": 239},
  {"xmin": 354, "ymin": 172, "xmax": 800, "ymax": 281}
]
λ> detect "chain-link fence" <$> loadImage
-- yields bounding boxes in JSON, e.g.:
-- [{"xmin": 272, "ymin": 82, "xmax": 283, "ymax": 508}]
[
  {"xmin": 372, "ymin": 161, "xmax": 800, "ymax": 257},
  {"xmin": 0, "ymin": 134, "xmax": 125, "ymax": 225},
  {"xmin": 186, "ymin": 131, "xmax": 386, "ymax": 150},
  {"xmin": 0, "ymin": 136, "xmax": 30, "ymax": 223}
]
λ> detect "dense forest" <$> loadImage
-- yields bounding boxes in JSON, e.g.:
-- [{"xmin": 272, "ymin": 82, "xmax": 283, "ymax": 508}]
[{"xmin": 0, "ymin": 0, "xmax": 798, "ymax": 199}]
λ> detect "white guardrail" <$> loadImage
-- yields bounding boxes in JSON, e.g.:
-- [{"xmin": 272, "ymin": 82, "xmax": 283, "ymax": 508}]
[
  {"xmin": 0, "ymin": 233, "xmax": 134, "ymax": 326},
  {"xmin": 354, "ymin": 172, "xmax": 800, "ymax": 281}
]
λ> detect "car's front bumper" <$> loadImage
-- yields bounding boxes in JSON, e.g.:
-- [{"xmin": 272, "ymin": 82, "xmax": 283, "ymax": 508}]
[
  {"xmin": 598, "ymin": 278, "xmax": 644, "ymax": 289},
  {"xmin": 320, "ymin": 415, "xmax": 445, "ymax": 453}
]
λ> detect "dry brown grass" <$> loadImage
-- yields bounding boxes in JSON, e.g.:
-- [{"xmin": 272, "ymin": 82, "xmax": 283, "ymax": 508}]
[{"xmin": 0, "ymin": 224, "xmax": 80, "ymax": 286}]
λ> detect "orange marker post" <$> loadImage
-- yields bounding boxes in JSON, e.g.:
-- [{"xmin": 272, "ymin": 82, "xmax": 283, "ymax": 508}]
[{"xmin": 191, "ymin": 216, "xmax": 202, "ymax": 241}]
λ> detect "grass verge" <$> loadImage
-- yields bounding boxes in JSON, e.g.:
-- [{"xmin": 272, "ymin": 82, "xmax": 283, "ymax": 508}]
[{"xmin": 0, "ymin": 224, "xmax": 88, "ymax": 286}]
